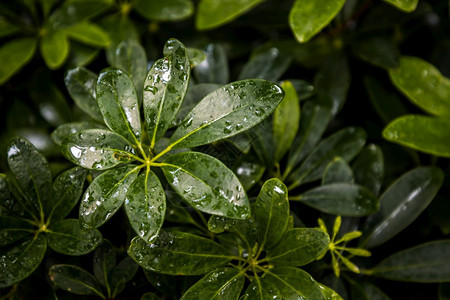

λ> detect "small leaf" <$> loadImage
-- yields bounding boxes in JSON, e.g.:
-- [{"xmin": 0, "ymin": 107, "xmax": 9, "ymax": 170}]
[
  {"xmin": 110, "ymin": 257, "xmax": 138, "ymax": 296},
  {"xmin": 128, "ymin": 231, "xmax": 232, "ymax": 275},
  {"xmin": 254, "ymin": 178, "xmax": 289, "ymax": 250},
  {"xmin": 125, "ymin": 171, "xmax": 166, "ymax": 243},
  {"xmin": 97, "ymin": 68, "xmax": 141, "ymax": 144},
  {"xmin": 61, "ymin": 129, "xmax": 137, "ymax": 170},
  {"xmin": 362, "ymin": 166, "xmax": 444, "ymax": 248},
  {"xmin": 48, "ymin": 265, "xmax": 105, "ymax": 297},
  {"xmin": 289, "ymin": 0, "xmax": 346, "ymax": 42},
  {"xmin": 0, "ymin": 174, "xmax": 29, "ymax": 218},
  {"xmin": 243, "ymin": 277, "xmax": 281, "ymax": 300},
  {"xmin": 48, "ymin": 219, "xmax": 102, "ymax": 255},
  {"xmin": 63, "ymin": 21, "xmax": 110, "ymax": 47},
  {"xmin": 193, "ymin": 44, "xmax": 229, "ymax": 84},
  {"xmin": 144, "ymin": 38, "xmax": 190, "ymax": 147},
  {"xmin": 383, "ymin": 0, "xmax": 418, "ymax": 12},
  {"xmin": 0, "ymin": 38, "xmax": 36, "ymax": 85},
  {"xmin": 389, "ymin": 56, "xmax": 450, "ymax": 117},
  {"xmin": 187, "ymin": 48, "xmax": 206, "ymax": 67},
  {"xmin": 0, "ymin": 216, "xmax": 33, "ymax": 247},
  {"xmin": 171, "ymin": 79, "xmax": 284, "ymax": 149},
  {"xmin": 196, "ymin": 0, "xmax": 264, "ymax": 30},
  {"xmin": 134, "ymin": 0, "xmax": 194, "ymax": 21},
  {"xmin": 383, "ymin": 115, "xmax": 450, "ymax": 158},
  {"xmin": 208, "ymin": 215, "xmax": 257, "ymax": 250},
  {"xmin": 352, "ymin": 145, "xmax": 384, "ymax": 196},
  {"xmin": 51, "ymin": 122, "xmax": 104, "ymax": 146},
  {"xmin": 40, "ymin": 30, "xmax": 69, "ymax": 69},
  {"xmin": 162, "ymin": 152, "xmax": 249, "ymax": 219},
  {"xmin": 80, "ymin": 166, "xmax": 139, "ymax": 228},
  {"xmin": 233, "ymin": 156, "xmax": 265, "ymax": 191},
  {"xmin": 0, "ymin": 235, "xmax": 47, "ymax": 288},
  {"xmin": 318, "ymin": 283, "xmax": 344, "ymax": 300},
  {"xmin": 322, "ymin": 157, "xmax": 354, "ymax": 184},
  {"xmin": 372, "ymin": 240, "xmax": 450, "ymax": 282},
  {"xmin": 266, "ymin": 228, "xmax": 330, "ymax": 266},
  {"xmin": 181, "ymin": 267, "xmax": 244, "ymax": 300},
  {"xmin": 297, "ymin": 183, "xmax": 379, "ymax": 217},
  {"xmin": 93, "ymin": 239, "xmax": 116, "ymax": 287},
  {"xmin": 352, "ymin": 35, "xmax": 400, "ymax": 69}
]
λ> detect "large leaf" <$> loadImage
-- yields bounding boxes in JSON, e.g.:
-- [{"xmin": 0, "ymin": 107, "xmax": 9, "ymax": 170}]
[
  {"xmin": 196, "ymin": 0, "xmax": 264, "ymax": 30},
  {"xmin": 208, "ymin": 215, "xmax": 257, "ymax": 250},
  {"xmin": 48, "ymin": 265, "xmax": 105, "ymax": 297},
  {"xmin": 383, "ymin": 0, "xmax": 418, "ymax": 12},
  {"xmin": 40, "ymin": 30, "xmax": 69, "ymax": 69},
  {"xmin": 170, "ymin": 79, "xmax": 284, "ymax": 149},
  {"xmin": 383, "ymin": 115, "xmax": 450, "ymax": 158},
  {"xmin": 322, "ymin": 157, "xmax": 354, "ymax": 184},
  {"xmin": 181, "ymin": 267, "xmax": 245, "ymax": 299},
  {"xmin": 61, "ymin": 129, "xmax": 137, "ymax": 170},
  {"xmin": 352, "ymin": 145, "xmax": 384, "ymax": 196},
  {"xmin": 243, "ymin": 277, "xmax": 281, "ymax": 299},
  {"xmin": 193, "ymin": 43, "xmax": 229, "ymax": 84},
  {"xmin": 93, "ymin": 240, "xmax": 116, "ymax": 287},
  {"xmin": 297, "ymin": 183, "xmax": 379, "ymax": 217},
  {"xmin": 372, "ymin": 240, "xmax": 450, "ymax": 282},
  {"xmin": 389, "ymin": 56, "xmax": 450, "ymax": 117},
  {"xmin": 144, "ymin": 39, "xmax": 190, "ymax": 147},
  {"xmin": 135, "ymin": 0, "xmax": 194, "ymax": 21},
  {"xmin": 63, "ymin": 21, "xmax": 110, "ymax": 47},
  {"xmin": 0, "ymin": 38, "xmax": 36, "ymax": 85},
  {"xmin": 162, "ymin": 152, "xmax": 249, "ymax": 219},
  {"xmin": 80, "ymin": 166, "xmax": 139, "ymax": 228},
  {"xmin": 289, "ymin": 0, "xmax": 346, "ymax": 42},
  {"xmin": 0, "ymin": 235, "xmax": 47, "ymax": 288},
  {"xmin": 51, "ymin": 122, "xmax": 104, "ymax": 146},
  {"xmin": 266, "ymin": 228, "xmax": 329, "ymax": 266},
  {"xmin": 128, "ymin": 230, "xmax": 232, "ymax": 275},
  {"xmin": 362, "ymin": 166, "xmax": 444, "ymax": 248},
  {"xmin": 254, "ymin": 178, "xmax": 289, "ymax": 250},
  {"xmin": 96, "ymin": 68, "xmax": 141, "ymax": 144},
  {"xmin": 0, "ymin": 216, "xmax": 33, "ymax": 247},
  {"xmin": 124, "ymin": 171, "xmax": 166, "ymax": 243}
]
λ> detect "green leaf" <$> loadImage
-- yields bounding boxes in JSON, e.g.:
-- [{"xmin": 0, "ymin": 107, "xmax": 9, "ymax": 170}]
[
  {"xmin": 318, "ymin": 283, "xmax": 344, "ymax": 300},
  {"xmin": 265, "ymin": 267, "xmax": 324, "ymax": 299},
  {"xmin": 63, "ymin": 21, "xmax": 110, "ymax": 47},
  {"xmin": 193, "ymin": 44, "xmax": 229, "ymax": 84},
  {"xmin": 352, "ymin": 145, "xmax": 384, "ymax": 196},
  {"xmin": 196, "ymin": 0, "xmax": 264, "ymax": 30},
  {"xmin": 7, "ymin": 137, "xmax": 53, "ymax": 218},
  {"xmin": 383, "ymin": 115, "xmax": 450, "ymax": 158},
  {"xmin": 243, "ymin": 277, "xmax": 281, "ymax": 300},
  {"xmin": 372, "ymin": 240, "xmax": 450, "ymax": 282},
  {"xmin": 181, "ymin": 267, "xmax": 244, "ymax": 299},
  {"xmin": 322, "ymin": 157, "xmax": 354, "ymax": 184},
  {"xmin": 171, "ymin": 80, "xmax": 284, "ymax": 149},
  {"xmin": 48, "ymin": 219, "xmax": 102, "ymax": 255},
  {"xmin": 67, "ymin": 42, "xmax": 100, "ymax": 68},
  {"xmin": 161, "ymin": 152, "xmax": 250, "ymax": 219},
  {"xmin": 273, "ymin": 81, "xmax": 300, "ymax": 162},
  {"xmin": 289, "ymin": 127, "xmax": 366, "ymax": 188},
  {"xmin": 48, "ymin": 265, "xmax": 105, "ymax": 297},
  {"xmin": 383, "ymin": 0, "xmax": 418, "ymax": 12},
  {"xmin": 40, "ymin": 30, "xmax": 69, "ymax": 69},
  {"xmin": 289, "ymin": 79, "xmax": 315, "ymax": 100},
  {"xmin": 128, "ymin": 230, "xmax": 232, "ymax": 275},
  {"xmin": 144, "ymin": 38, "xmax": 190, "ymax": 147},
  {"xmin": 80, "ymin": 166, "xmax": 139, "ymax": 228},
  {"xmin": 362, "ymin": 166, "xmax": 444, "ymax": 248},
  {"xmin": 0, "ymin": 235, "xmax": 47, "ymax": 288},
  {"xmin": 51, "ymin": 122, "xmax": 104, "ymax": 146},
  {"xmin": 0, "ymin": 216, "xmax": 33, "ymax": 247},
  {"xmin": 65, "ymin": 67, "xmax": 103, "ymax": 121},
  {"xmin": 208, "ymin": 215, "xmax": 257, "ymax": 250},
  {"xmin": 389, "ymin": 56, "xmax": 450, "ymax": 117},
  {"xmin": 110, "ymin": 257, "xmax": 138, "ymax": 296},
  {"xmin": 96, "ymin": 68, "xmax": 141, "ymax": 144},
  {"xmin": 0, "ymin": 17, "xmax": 19, "ymax": 38},
  {"xmin": 124, "ymin": 171, "xmax": 166, "ymax": 243},
  {"xmin": 0, "ymin": 38, "xmax": 36, "ymax": 85},
  {"xmin": 266, "ymin": 228, "xmax": 330, "ymax": 266},
  {"xmin": 297, "ymin": 183, "xmax": 379, "ymax": 217},
  {"xmin": 134, "ymin": 0, "xmax": 194, "ymax": 21},
  {"xmin": 93, "ymin": 239, "xmax": 116, "ymax": 287},
  {"xmin": 353, "ymin": 282, "xmax": 391, "ymax": 300},
  {"xmin": 233, "ymin": 156, "xmax": 265, "ymax": 191},
  {"xmin": 187, "ymin": 48, "xmax": 206, "ymax": 67},
  {"xmin": 0, "ymin": 174, "xmax": 29, "ymax": 218},
  {"xmin": 50, "ymin": 167, "xmax": 87, "ymax": 221},
  {"xmin": 254, "ymin": 178, "xmax": 289, "ymax": 250},
  {"xmin": 289, "ymin": 0, "xmax": 346, "ymax": 42},
  {"xmin": 61, "ymin": 129, "xmax": 137, "ymax": 170},
  {"xmin": 352, "ymin": 35, "xmax": 400, "ymax": 69}
]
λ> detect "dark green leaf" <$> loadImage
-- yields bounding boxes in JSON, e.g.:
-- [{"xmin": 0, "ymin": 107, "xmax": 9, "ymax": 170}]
[
  {"xmin": 80, "ymin": 166, "xmax": 139, "ymax": 228},
  {"xmin": 289, "ymin": 79, "xmax": 315, "ymax": 100},
  {"xmin": 40, "ymin": 30, "xmax": 69, "ymax": 69},
  {"xmin": 322, "ymin": 157, "xmax": 354, "ymax": 184},
  {"xmin": 93, "ymin": 239, "xmax": 116, "ymax": 287},
  {"xmin": 297, "ymin": 183, "xmax": 379, "ymax": 217},
  {"xmin": 144, "ymin": 38, "xmax": 190, "ymax": 147},
  {"xmin": 0, "ymin": 216, "xmax": 33, "ymax": 247},
  {"xmin": 208, "ymin": 215, "xmax": 257, "ymax": 250},
  {"xmin": 61, "ymin": 129, "xmax": 137, "ymax": 170},
  {"xmin": 128, "ymin": 230, "xmax": 232, "ymax": 275},
  {"xmin": 0, "ymin": 38, "xmax": 36, "ymax": 85},
  {"xmin": 0, "ymin": 235, "xmax": 47, "ymax": 288},
  {"xmin": 243, "ymin": 277, "xmax": 281, "ymax": 300},
  {"xmin": 51, "ymin": 122, "xmax": 104, "ymax": 146},
  {"xmin": 63, "ymin": 21, "xmax": 110, "ymax": 47},
  {"xmin": 161, "ymin": 152, "xmax": 250, "ymax": 219},
  {"xmin": 141, "ymin": 292, "xmax": 160, "ymax": 300},
  {"xmin": 0, "ymin": 174, "xmax": 28, "ymax": 218},
  {"xmin": 48, "ymin": 265, "xmax": 105, "ymax": 297},
  {"xmin": 67, "ymin": 42, "xmax": 100, "ymax": 68},
  {"xmin": 362, "ymin": 166, "xmax": 444, "ymax": 248},
  {"xmin": 439, "ymin": 283, "xmax": 450, "ymax": 300},
  {"xmin": 193, "ymin": 44, "xmax": 229, "ymax": 84},
  {"xmin": 0, "ymin": 17, "xmax": 19, "ymax": 38},
  {"xmin": 354, "ymin": 282, "xmax": 391, "ymax": 300},
  {"xmin": 352, "ymin": 145, "xmax": 384, "ymax": 196},
  {"xmin": 135, "ymin": 0, "xmax": 193, "ymax": 21},
  {"xmin": 383, "ymin": 0, "xmax": 418, "ymax": 12},
  {"xmin": 233, "ymin": 156, "xmax": 265, "ymax": 191},
  {"xmin": 110, "ymin": 257, "xmax": 138, "ymax": 296},
  {"xmin": 352, "ymin": 35, "xmax": 400, "ymax": 68}
]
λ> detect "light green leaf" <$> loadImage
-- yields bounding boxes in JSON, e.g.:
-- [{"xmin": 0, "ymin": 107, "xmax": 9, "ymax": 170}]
[
  {"xmin": 383, "ymin": 0, "xmax": 418, "ymax": 12},
  {"xmin": 40, "ymin": 30, "xmax": 69, "ymax": 69},
  {"xmin": 161, "ymin": 152, "xmax": 250, "ymax": 219},
  {"xmin": 322, "ymin": 157, "xmax": 354, "ymax": 184},
  {"xmin": 187, "ymin": 48, "xmax": 206, "ymax": 67},
  {"xmin": 289, "ymin": 0, "xmax": 346, "ymax": 42},
  {"xmin": 243, "ymin": 277, "xmax": 281, "ymax": 300},
  {"xmin": 181, "ymin": 267, "xmax": 244, "ymax": 300},
  {"xmin": 110, "ymin": 257, "xmax": 138, "ymax": 296},
  {"xmin": 48, "ymin": 265, "xmax": 105, "ymax": 297},
  {"xmin": 362, "ymin": 166, "xmax": 444, "ymax": 248},
  {"xmin": 80, "ymin": 166, "xmax": 139, "ymax": 228},
  {"xmin": 51, "ymin": 122, "xmax": 104, "ymax": 146},
  {"xmin": 128, "ymin": 231, "xmax": 232, "ymax": 275},
  {"xmin": 389, "ymin": 56, "xmax": 450, "ymax": 117},
  {"xmin": 134, "ymin": 0, "xmax": 194, "ymax": 21},
  {"xmin": 352, "ymin": 35, "xmax": 400, "ymax": 69},
  {"xmin": 0, "ymin": 38, "xmax": 36, "ymax": 85},
  {"xmin": 64, "ymin": 21, "xmax": 110, "ymax": 47},
  {"xmin": 0, "ymin": 216, "xmax": 33, "ymax": 247},
  {"xmin": 93, "ymin": 239, "xmax": 116, "ymax": 287},
  {"xmin": 196, "ymin": 0, "xmax": 264, "ymax": 30},
  {"xmin": 193, "ymin": 44, "xmax": 229, "ymax": 84}
]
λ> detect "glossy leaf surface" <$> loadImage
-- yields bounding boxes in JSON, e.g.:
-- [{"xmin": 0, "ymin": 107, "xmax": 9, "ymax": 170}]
[
  {"xmin": 135, "ymin": 0, "xmax": 194, "ymax": 21},
  {"xmin": 48, "ymin": 265, "xmax": 104, "ymax": 297},
  {"xmin": 51, "ymin": 122, "xmax": 103, "ymax": 146},
  {"xmin": 266, "ymin": 267, "xmax": 324, "ymax": 299},
  {"xmin": 244, "ymin": 277, "xmax": 281, "ymax": 299},
  {"xmin": 352, "ymin": 145, "xmax": 384, "ymax": 196},
  {"xmin": 0, "ymin": 38, "xmax": 36, "ymax": 85},
  {"xmin": 383, "ymin": 0, "xmax": 418, "ymax": 12},
  {"xmin": 0, "ymin": 216, "xmax": 33, "ymax": 247},
  {"xmin": 40, "ymin": 30, "xmax": 69, "ymax": 69},
  {"xmin": 63, "ymin": 21, "xmax": 110, "ymax": 47},
  {"xmin": 322, "ymin": 157, "xmax": 354, "ymax": 184},
  {"xmin": 93, "ymin": 240, "xmax": 116, "ymax": 287},
  {"xmin": 193, "ymin": 44, "xmax": 229, "ymax": 84}
]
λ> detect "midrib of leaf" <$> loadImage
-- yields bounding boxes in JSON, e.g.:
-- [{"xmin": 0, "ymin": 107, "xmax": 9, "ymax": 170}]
[
  {"xmin": 156, "ymin": 248, "xmax": 232, "ymax": 260},
  {"xmin": 26, "ymin": 164, "xmax": 45, "ymax": 222},
  {"xmin": 103, "ymin": 166, "xmax": 139, "ymax": 200},
  {"xmin": 150, "ymin": 60, "xmax": 171, "ymax": 148},
  {"xmin": 210, "ymin": 271, "xmax": 243, "ymax": 299},
  {"xmin": 47, "ymin": 230, "xmax": 95, "ymax": 242},
  {"xmin": 160, "ymin": 162, "xmax": 213, "ymax": 193},
  {"xmin": 260, "ymin": 198, "xmax": 274, "ymax": 251},
  {"xmin": 266, "ymin": 270, "xmax": 306, "ymax": 296},
  {"xmin": 267, "ymin": 239, "xmax": 326, "ymax": 261}
]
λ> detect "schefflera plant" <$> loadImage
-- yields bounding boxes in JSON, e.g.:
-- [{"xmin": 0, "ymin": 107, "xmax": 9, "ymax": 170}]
[
  {"xmin": 58, "ymin": 38, "xmax": 284, "ymax": 243},
  {"xmin": 0, "ymin": 137, "xmax": 101, "ymax": 288},
  {"xmin": 129, "ymin": 178, "xmax": 342, "ymax": 299}
]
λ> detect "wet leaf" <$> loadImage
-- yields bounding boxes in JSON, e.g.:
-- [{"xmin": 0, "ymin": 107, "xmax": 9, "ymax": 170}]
[
  {"xmin": 0, "ymin": 174, "xmax": 28, "ymax": 218},
  {"xmin": 134, "ymin": 0, "xmax": 194, "ymax": 21},
  {"xmin": 383, "ymin": 0, "xmax": 418, "ymax": 12},
  {"xmin": 193, "ymin": 44, "xmax": 229, "ymax": 84},
  {"xmin": 362, "ymin": 166, "xmax": 444, "ymax": 248},
  {"xmin": 51, "ymin": 122, "xmax": 104, "ymax": 146},
  {"xmin": 93, "ymin": 239, "xmax": 116, "ymax": 287},
  {"xmin": 48, "ymin": 265, "xmax": 105, "ymax": 297},
  {"xmin": 208, "ymin": 215, "xmax": 257, "ymax": 250},
  {"xmin": 233, "ymin": 157, "xmax": 265, "ymax": 191},
  {"xmin": 61, "ymin": 129, "xmax": 137, "ymax": 170},
  {"xmin": 144, "ymin": 39, "xmax": 190, "ymax": 147},
  {"xmin": 49, "ymin": 0, "xmax": 113, "ymax": 29},
  {"xmin": 0, "ymin": 216, "xmax": 33, "ymax": 247},
  {"xmin": 181, "ymin": 267, "xmax": 244, "ymax": 299},
  {"xmin": 161, "ymin": 152, "xmax": 250, "ymax": 219},
  {"xmin": 80, "ymin": 166, "xmax": 139, "ymax": 228},
  {"xmin": 352, "ymin": 35, "xmax": 400, "ymax": 69},
  {"xmin": 128, "ymin": 230, "xmax": 232, "ymax": 275},
  {"xmin": 40, "ymin": 30, "xmax": 69, "ymax": 69},
  {"xmin": 0, "ymin": 38, "xmax": 36, "ymax": 85},
  {"xmin": 110, "ymin": 257, "xmax": 138, "ymax": 296},
  {"xmin": 63, "ymin": 21, "xmax": 110, "ymax": 47},
  {"xmin": 322, "ymin": 157, "xmax": 354, "ymax": 184},
  {"xmin": 319, "ymin": 283, "xmax": 344, "ymax": 300},
  {"xmin": 243, "ymin": 277, "xmax": 281, "ymax": 299},
  {"xmin": 352, "ymin": 145, "xmax": 384, "ymax": 196}
]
